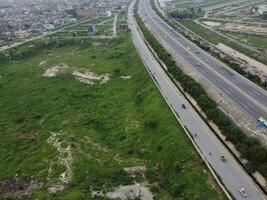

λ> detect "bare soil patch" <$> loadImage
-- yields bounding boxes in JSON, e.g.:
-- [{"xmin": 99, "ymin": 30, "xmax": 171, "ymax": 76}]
[
  {"xmin": 72, "ymin": 70, "xmax": 109, "ymax": 85},
  {"xmin": 203, "ymin": 21, "xmax": 221, "ymax": 27},
  {"xmin": 42, "ymin": 64, "xmax": 68, "ymax": 77},
  {"xmin": 0, "ymin": 176, "xmax": 40, "ymax": 199},
  {"xmin": 216, "ymin": 42, "xmax": 267, "ymax": 80},
  {"xmin": 42, "ymin": 64, "xmax": 110, "ymax": 84},
  {"xmin": 47, "ymin": 132, "xmax": 73, "ymax": 184},
  {"xmin": 120, "ymin": 75, "xmax": 132, "ymax": 80},
  {"xmin": 106, "ymin": 183, "xmax": 153, "ymax": 200},
  {"xmin": 124, "ymin": 166, "xmax": 147, "ymax": 174}
]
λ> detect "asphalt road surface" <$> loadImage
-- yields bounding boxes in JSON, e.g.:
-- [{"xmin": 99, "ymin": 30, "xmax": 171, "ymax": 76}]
[
  {"xmin": 138, "ymin": 0, "xmax": 267, "ymax": 125},
  {"xmin": 128, "ymin": 1, "xmax": 266, "ymax": 199}
]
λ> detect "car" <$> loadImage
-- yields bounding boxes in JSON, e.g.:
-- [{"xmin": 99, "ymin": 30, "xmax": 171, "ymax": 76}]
[
  {"xmin": 239, "ymin": 188, "xmax": 248, "ymax": 197},
  {"xmin": 221, "ymin": 155, "xmax": 226, "ymax": 162},
  {"xmin": 182, "ymin": 104, "xmax": 186, "ymax": 109},
  {"xmin": 196, "ymin": 62, "xmax": 200, "ymax": 66},
  {"xmin": 257, "ymin": 116, "xmax": 265, "ymax": 122},
  {"xmin": 187, "ymin": 46, "xmax": 191, "ymax": 50},
  {"xmin": 196, "ymin": 51, "xmax": 200, "ymax": 54}
]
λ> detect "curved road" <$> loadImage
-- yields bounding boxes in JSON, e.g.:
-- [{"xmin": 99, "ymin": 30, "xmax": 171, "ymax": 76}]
[
  {"xmin": 129, "ymin": 0, "xmax": 266, "ymax": 199},
  {"xmin": 138, "ymin": 0, "xmax": 267, "ymax": 125}
]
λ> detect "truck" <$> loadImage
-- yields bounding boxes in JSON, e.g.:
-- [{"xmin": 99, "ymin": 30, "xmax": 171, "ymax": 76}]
[{"xmin": 257, "ymin": 116, "xmax": 267, "ymax": 127}]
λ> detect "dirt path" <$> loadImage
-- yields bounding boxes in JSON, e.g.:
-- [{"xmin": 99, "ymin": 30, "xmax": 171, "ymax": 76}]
[{"xmin": 113, "ymin": 14, "xmax": 118, "ymax": 37}]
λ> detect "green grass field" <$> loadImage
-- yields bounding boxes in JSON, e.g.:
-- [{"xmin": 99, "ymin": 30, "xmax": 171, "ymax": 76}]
[
  {"xmin": 0, "ymin": 31, "xmax": 226, "ymax": 199},
  {"xmin": 227, "ymin": 32, "xmax": 267, "ymax": 48},
  {"xmin": 179, "ymin": 20, "xmax": 228, "ymax": 45}
]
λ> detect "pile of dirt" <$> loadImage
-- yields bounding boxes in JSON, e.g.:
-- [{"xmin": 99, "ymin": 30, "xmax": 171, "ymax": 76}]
[{"xmin": 0, "ymin": 176, "xmax": 40, "ymax": 199}]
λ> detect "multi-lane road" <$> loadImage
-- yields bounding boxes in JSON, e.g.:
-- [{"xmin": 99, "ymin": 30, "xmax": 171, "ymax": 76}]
[
  {"xmin": 138, "ymin": 0, "xmax": 267, "ymax": 125},
  {"xmin": 129, "ymin": 0, "xmax": 266, "ymax": 199}
]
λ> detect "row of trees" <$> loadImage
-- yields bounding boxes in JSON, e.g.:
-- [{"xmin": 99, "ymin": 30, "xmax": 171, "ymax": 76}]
[
  {"xmin": 0, "ymin": 37, "xmax": 121, "ymax": 64},
  {"xmin": 191, "ymin": 38, "xmax": 267, "ymax": 90},
  {"xmin": 170, "ymin": 8, "xmax": 203, "ymax": 20},
  {"xmin": 135, "ymin": 7, "xmax": 267, "ymax": 179}
]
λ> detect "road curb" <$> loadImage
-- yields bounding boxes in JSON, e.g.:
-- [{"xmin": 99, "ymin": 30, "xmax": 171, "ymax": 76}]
[{"xmin": 128, "ymin": 2, "xmax": 232, "ymax": 199}]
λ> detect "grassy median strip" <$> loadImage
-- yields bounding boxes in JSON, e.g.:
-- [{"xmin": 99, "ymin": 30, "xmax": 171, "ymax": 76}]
[{"xmin": 135, "ymin": 1, "xmax": 267, "ymax": 181}]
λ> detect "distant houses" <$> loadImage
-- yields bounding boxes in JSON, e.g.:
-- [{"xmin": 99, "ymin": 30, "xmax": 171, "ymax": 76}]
[{"xmin": 258, "ymin": 5, "xmax": 267, "ymax": 16}]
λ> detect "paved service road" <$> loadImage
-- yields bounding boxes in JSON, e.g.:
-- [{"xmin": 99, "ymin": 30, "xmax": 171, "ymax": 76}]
[
  {"xmin": 128, "ymin": 1, "xmax": 266, "ymax": 199},
  {"xmin": 138, "ymin": 0, "xmax": 267, "ymax": 125}
]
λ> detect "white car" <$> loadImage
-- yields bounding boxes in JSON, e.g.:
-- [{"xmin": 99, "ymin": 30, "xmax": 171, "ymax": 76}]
[
  {"xmin": 239, "ymin": 188, "xmax": 248, "ymax": 198},
  {"xmin": 187, "ymin": 46, "xmax": 191, "ymax": 50}
]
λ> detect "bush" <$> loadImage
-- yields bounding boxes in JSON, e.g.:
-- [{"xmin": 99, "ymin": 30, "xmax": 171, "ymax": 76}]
[
  {"xmin": 114, "ymin": 68, "xmax": 121, "ymax": 75},
  {"xmin": 170, "ymin": 183, "xmax": 185, "ymax": 197},
  {"xmin": 145, "ymin": 119, "xmax": 158, "ymax": 129}
]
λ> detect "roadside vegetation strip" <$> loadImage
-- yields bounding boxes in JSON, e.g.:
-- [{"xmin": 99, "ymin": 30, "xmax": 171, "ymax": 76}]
[
  {"xmin": 135, "ymin": 0, "xmax": 267, "ymax": 182},
  {"xmin": 151, "ymin": 0, "xmax": 267, "ymax": 90}
]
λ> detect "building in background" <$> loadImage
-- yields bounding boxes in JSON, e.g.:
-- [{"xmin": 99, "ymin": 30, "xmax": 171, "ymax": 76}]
[
  {"xmin": 88, "ymin": 25, "xmax": 96, "ymax": 35},
  {"xmin": 258, "ymin": 5, "xmax": 267, "ymax": 16},
  {"xmin": 76, "ymin": 8, "xmax": 96, "ymax": 17}
]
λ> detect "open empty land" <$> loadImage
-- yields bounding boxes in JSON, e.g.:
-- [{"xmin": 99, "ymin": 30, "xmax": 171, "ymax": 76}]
[{"xmin": 0, "ymin": 22, "xmax": 225, "ymax": 200}]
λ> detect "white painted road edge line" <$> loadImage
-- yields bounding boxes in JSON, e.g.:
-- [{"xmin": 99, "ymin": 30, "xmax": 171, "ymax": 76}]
[{"xmin": 128, "ymin": 1, "xmax": 232, "ymax": 199}]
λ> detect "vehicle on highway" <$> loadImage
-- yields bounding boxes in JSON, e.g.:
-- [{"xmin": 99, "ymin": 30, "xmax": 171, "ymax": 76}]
[
  {"xmin": 196, "ymin": 51, "xmax": 200, "ymax": 54},
  {"xmin": 257, "ymin": 116, "xmax": 267, "ymax": 127},
  {"xmin": 221, "ymin": 155, "xmax": 226, "ymax": 162},
  {"xmin": 196, "ymin": 62, "xmax": 200, "ymax": 66},
  {"xmin": 239, "ymin": 188, "xmax": 248, "ymax": 197},
  {"xmin": 182, "ymin": 104, "xmax": 186, "ymax": 109},
  {"xmin": 187, "ymin": 46, "xmax": 191, "ymax": 50}
]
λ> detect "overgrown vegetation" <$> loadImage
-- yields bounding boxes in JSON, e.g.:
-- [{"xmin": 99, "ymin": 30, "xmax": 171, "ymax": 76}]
[
  {"xmin": 135, "ymin": 1, "xmax": 267, "ymax": 179},
  {"xmin": 0, "ymin": 21, "xmax": 225, "ymax": 199},
  {"xmin": 170, "ymin": 7, "xmax": 203, "ymax": 20}
]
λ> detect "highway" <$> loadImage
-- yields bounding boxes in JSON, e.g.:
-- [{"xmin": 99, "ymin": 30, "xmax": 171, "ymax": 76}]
[
  {"xmin": 138, "ymin": 0, "xmax": 267, "ymax": 124},
  {"xmin": 128, "ymin": 1, "xmax": 266, "ymax": 199}
]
